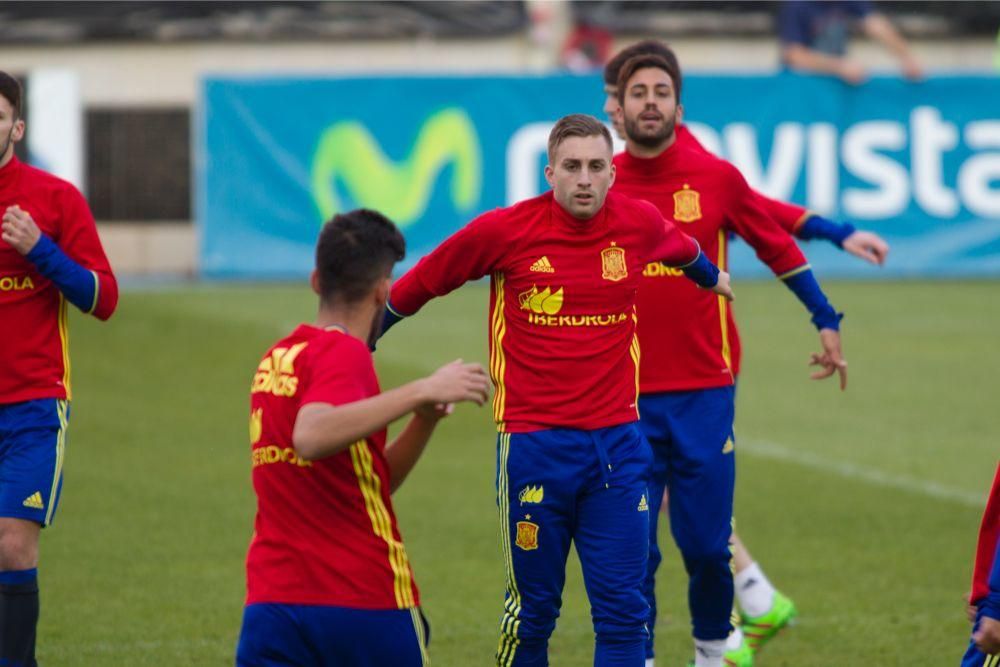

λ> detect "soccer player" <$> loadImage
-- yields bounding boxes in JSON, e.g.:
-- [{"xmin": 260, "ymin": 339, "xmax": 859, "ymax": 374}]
[
  {"xmin": 379, "ymin": 114, "xmax": 733, "ymax": 666},
  {"xmin": 612, "ymin": 54, "xmax": 849, "ymax": 667},
  {"xmin": 236, "ymin": 209, "xmax": 491, "ymax": 666},
  {"xmin": 602, "ymin": 41, "xmax": 890, "ymax": 665},
  {"xmin": 0, "ymin": 71, "xmax": 118, "ymax": 666},
  {"xmin": 602, "ymin": 40, "xmax": 891, "ymax": 269},
  {"xmin": 962, "ymin": 462, "xmax": 1000, "ymax": 666}
]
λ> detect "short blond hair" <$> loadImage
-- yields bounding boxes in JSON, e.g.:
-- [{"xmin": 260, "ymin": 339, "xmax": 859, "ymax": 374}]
[{"xmin": 547, "ymin": 114, "xmax": 612, "ymax": 163}]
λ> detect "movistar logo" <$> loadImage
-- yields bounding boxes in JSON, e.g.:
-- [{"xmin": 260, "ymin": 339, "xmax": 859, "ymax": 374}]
[{"xmin": 310, "ymin": 108, "xmax": 482, "ymax": 226}]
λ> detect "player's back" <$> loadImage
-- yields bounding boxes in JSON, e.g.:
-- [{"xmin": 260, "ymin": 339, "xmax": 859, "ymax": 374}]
[{"xmin": 246, "ymin": 324, "xmax": 419, "ymax": 610}]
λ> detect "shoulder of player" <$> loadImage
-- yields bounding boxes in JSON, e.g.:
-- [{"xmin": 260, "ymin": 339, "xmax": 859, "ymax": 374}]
[
  {"xmin": 605, "ymin": 190, "xmax": 659, "ymax": 218},
  {"xmin": 18, "ymin": 162, "xmax": 84, "ymax": 199}
]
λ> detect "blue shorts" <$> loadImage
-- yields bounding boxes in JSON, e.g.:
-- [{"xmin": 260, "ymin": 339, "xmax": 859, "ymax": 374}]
[
  {"xmin": 0, "ymin": 399, "xmax": 69, "ymax": 527},
  {"xmin": 236, "ymin": 603, "xmax": 430, "ymax": 667}
]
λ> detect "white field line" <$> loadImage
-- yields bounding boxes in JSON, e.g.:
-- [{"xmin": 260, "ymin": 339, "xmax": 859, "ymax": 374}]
[{"xmin": 740, "ymin": 438, "xmax": 986, "ymax": 508}]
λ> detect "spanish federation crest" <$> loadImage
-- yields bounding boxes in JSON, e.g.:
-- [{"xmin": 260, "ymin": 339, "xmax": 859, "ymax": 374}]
[
  {"xmin": 673, "ymin": 184, "xmax": 702, "ymax": 223},
  {"xmin": 601, "ymin": 242, "xmax": 627, "ymax": 282},
  {"xmin": 515, "ymin": 520, "xmax": 539, "ymax": 550}
]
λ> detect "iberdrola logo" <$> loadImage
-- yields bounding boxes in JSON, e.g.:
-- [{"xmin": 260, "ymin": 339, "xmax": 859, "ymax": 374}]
[{"xmin": 310, "ymin": 108, "xmax": 482, "ymax": 226}]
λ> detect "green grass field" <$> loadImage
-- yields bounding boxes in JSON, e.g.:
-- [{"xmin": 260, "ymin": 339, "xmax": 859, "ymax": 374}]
[{"xmin": 40, "ymin": 280, "xmax": 996, "ymax": 665}]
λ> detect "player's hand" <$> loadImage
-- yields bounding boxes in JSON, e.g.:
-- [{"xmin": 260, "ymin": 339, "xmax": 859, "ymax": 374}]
[
  {"xmin": 842, "ymin": 230, "xmax": 890, "ymax": 266},
  {"xmin": 965, "ymin": 594, "xmax": 977, "ymax": 624},
  {"xmin": 414, "ymin": 402, "xmax": 455, "ymax": 422},
  {"xmin": 419, "ymin": 359, "xmax": 490, "ymax": 408},
  {"xmin": 710, "ymin": 270, "xmax": 734, "ymax": 302},
  {"xmin": 974, "ymin": 615, "xmax": 1000, "ymax": 655},
  {"xmin": 837, "ymin": 59, "xmax": 868, "ymax": 85},
  {"xmin": 1, "ymin": 205, "xmax": 42, "ymax": 255},
  {"xmin": 901, "ymin": 55, "xmax": 924, "ymax": 81},
  {"xmin": 809, "ymin": 328, "xmax": 847, "ymax": 390}
]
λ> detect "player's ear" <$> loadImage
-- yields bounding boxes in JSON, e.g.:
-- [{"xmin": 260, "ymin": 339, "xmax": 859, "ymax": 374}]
[
  {"xmin": 373, "ymin": 276, "xmax": 390, "ymax": 307},
  {"xmin": 608, "ymin": 163, "xmax": 616, "ymax": 188},
  {"xmin": 544, "ymin": 164, "xmax": 555, "ymax": 188},
  {"xmin": 675, "ymin": 104, "xmax": 684, "ymax": 125},
  {"xmin": 11, "ymin": 118, "xmax": 24, "ymax": 142},
  {"xmin": 309, "ymin": 270, "xmax": 321, "ymax": 296}
]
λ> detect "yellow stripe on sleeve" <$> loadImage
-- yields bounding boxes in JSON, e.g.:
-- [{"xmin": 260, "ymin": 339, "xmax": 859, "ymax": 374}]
[
  {"xmin": 777, "ymin": 264, "xmax": 812, "ymax": 281},
  {"xmin": 87, "ymin": 270, "xmax": 100, "ymax": 314}
]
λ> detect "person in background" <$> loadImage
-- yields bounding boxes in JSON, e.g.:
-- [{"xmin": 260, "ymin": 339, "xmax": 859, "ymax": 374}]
[{"xmin": 778, "ymin": 0, "xmax": 924, "ymax": 84}]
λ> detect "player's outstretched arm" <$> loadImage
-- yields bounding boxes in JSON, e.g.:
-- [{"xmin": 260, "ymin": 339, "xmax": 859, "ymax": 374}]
[
  {"xmin": 375, "ymin": 210, "xmax": 507, "ymax": 347},
  {"xmin": 2, "ymin": 203, "xmax": 118, "ymax": 319},
  {"xmin": 293, "ymin": 360, "xmax": 489, "ymax": 462},
  {"xmin": 798, "ymin": 213, "xmax": 890, "ymax": 266}
]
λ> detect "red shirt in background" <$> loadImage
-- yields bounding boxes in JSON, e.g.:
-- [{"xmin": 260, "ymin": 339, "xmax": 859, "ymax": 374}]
[
  {"xmin": 613, "ymin": 141, "xmax": 808, "ymax": 392},
  {"xmin": 0, "ymin": 156, "xmax": 117, "ymax": 404}
]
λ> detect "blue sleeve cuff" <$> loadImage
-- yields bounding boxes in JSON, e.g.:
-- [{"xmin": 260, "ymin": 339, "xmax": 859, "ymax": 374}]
[
  {"xmin": 781, "ymin": 268, "xmax": 843, "ymax": 331},
  {"xmin": 370, "ymin": 302, "xmax": 405, "ymax": 351},
  {"xmin": 679, "ymin": 251, "xmax": 720, "ymax": 288},
  {"xmin": 798, "ymin": 215, "xmax": 856, "ymax": 248},
  {"xmin": 25, "ymin": 234, "xmax": 98, "ymax": 313},
  {"xmin": 981, "ymin": 592, "xmax": 1000, "ymax": 621}
]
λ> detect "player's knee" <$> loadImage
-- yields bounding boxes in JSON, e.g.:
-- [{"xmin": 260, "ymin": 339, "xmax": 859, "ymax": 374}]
[
  {"xmin": 677, "ymin": 539, "xmax": 731, "ymax": 571},
  {"xmin": 0, "ymin": 520, "xmax": 40, "ymax": 570}
]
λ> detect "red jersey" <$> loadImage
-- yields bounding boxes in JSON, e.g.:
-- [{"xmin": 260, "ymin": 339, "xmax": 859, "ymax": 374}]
[
  {"xmin": 389, "ymin": 190, "xmax": 699, "ymax": 433},
  {"xmin": 246, "ymin": 325, "xmax": 420, "ymax": 610},
  {"xmin": 613, "ymin": 142, "xmax": 807, "ymax": 392},
  {"xmin": 0, "ymin": 156, "xmax": 117, "ymax": 404},
  {"xmin": 971, "ymin": 462, "xmax": 1000, "ymax": 606},
  {"xmin": 676, "ymin": 125, "xmax": 811, "ymax": 235}
]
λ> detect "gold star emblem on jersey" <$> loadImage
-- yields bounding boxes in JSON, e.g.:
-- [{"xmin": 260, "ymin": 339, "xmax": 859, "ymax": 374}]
[
  {"xmin": 673, "ymin": 184, "xmax": 702, "ymax": 223},
  {"xmin": 601, "ymin": 242, "xmax": 627, "ymax": 282}
]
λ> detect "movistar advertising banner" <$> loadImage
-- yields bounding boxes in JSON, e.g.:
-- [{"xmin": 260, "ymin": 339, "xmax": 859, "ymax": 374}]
[{"xmin": 198, "ymin": 74, "xmax": 1000, "ymax": 278}]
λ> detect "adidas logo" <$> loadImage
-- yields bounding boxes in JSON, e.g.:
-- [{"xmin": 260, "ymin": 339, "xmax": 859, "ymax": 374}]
[
  {"xmin": 22, "ymin": 492, "xmax": 44, "ymax": 510},
  {"xmin": 637, "ymin": 494, "xmax": 649, "ymax": 512},
  {"xmin": 529, "ymin": 256, "xmax": 555, "ymax": 273}
]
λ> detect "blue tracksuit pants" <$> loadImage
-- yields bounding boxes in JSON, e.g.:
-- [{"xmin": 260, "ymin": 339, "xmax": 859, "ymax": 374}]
[
  {"xmin": 495, "ymin": 423, "xmax": 652, "ymax": 667},
  {"xmin": 638, "ymin": 386, "xmax": 736, "ymax": 656}
]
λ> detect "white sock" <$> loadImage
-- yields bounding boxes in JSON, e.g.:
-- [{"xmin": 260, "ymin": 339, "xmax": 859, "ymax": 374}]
[
  {"xmin": 734, "ymin": 561, "xmax": 776, "ymax": 618},
  {"xmin": 725, "ymin": 625, "xmax": 745, "ymax": 651},
  {"xmin": 644, "ymin": 660, "xmax": 655, "ymax": 667},
  {"xmin": 693, "ymin": 638, "xmax": 725, "ymax": 667}
]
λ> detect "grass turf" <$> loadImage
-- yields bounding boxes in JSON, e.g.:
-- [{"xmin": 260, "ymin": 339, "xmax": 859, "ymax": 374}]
[{"xmin": 40, "ymin": 280, "xmax": 995, "ymax": 665}]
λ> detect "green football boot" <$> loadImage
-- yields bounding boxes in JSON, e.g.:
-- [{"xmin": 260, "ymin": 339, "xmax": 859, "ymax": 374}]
[
  {"xmin": 740, "ymin": 590, "xmax": 798, "ymax": 653},
  {"xmin": 723, "ymin": 635, "xmax": 755, "ymax": 666}
]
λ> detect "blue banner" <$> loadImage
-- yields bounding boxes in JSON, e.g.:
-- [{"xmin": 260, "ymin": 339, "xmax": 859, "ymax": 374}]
[{"xmin": 198, "ymin": 73, "xmax": 1000, "ymax": 279}]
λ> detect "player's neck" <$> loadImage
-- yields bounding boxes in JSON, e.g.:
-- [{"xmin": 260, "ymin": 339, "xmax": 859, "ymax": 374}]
[
  {"xmin": 315, "ymin": 303, "xmax": 377, "ymax": 343},
  {"xmin": 625, "ymin": 131, "xmax": 676, "ymax": 160}
]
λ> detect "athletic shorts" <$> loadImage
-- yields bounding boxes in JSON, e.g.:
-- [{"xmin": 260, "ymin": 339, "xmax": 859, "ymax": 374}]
[
  {"xmin": 236, "ymin": 603, "xmax": 430, "ymax": 666},
  {"xmin": 0, "ymin": 399, "xmax": 69, "ymax": 527}
]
